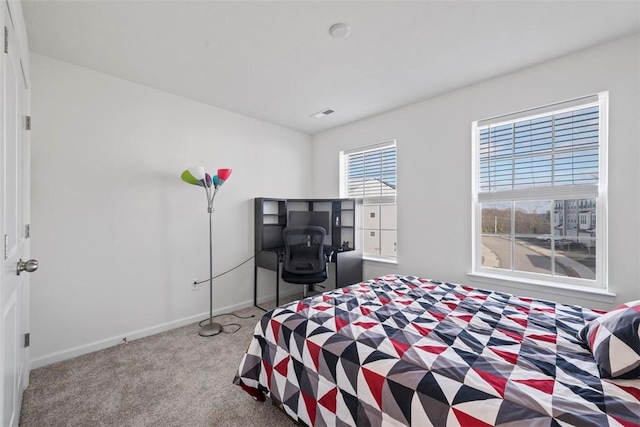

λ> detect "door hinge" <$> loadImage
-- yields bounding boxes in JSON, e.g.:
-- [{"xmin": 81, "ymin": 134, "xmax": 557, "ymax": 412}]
[
  {"xmin": 24, "ymin": 333, "xmax": 30, "ymax": 348},
  {"xmin": 4, "ymin": 26, "xmax": 8, "ymax": 54},
  {"xmin": 4, "ymin": 234, "xmax": 8, "ymax": 260},
  {"xmin": 25, "ymin": 224, "xmax": 30, "ymax": 238},
  {"xmin": 26, "ymin": 116, "xmax": 31, "ymax": 131}
]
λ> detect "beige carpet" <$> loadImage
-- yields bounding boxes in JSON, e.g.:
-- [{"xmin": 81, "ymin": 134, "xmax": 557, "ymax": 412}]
[{"xmin": 19, "ymin": 306, "xmax": 296, "ymax": 427}]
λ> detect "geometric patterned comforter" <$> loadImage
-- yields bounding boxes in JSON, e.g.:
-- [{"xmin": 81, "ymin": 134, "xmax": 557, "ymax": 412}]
[{"xmin": 233, "ymin": 275, "xmax": 640, "ymax": 426}]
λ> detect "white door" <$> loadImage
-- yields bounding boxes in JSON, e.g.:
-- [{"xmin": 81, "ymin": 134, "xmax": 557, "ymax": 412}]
[{"xmin": 1, "ymin": 2, "xmax": 32, "ymax": 425}]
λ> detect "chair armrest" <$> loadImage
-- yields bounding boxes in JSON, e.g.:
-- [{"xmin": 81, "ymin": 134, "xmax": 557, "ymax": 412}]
[{"xmin": 325, "ymin": 251, "xmax": 335, "ymax": 264}]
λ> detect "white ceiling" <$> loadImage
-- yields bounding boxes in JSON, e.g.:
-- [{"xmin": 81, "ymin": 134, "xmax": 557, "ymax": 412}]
[{"xmin": 21, "ymin": 1, "xmax": 640, "ymax": 135}]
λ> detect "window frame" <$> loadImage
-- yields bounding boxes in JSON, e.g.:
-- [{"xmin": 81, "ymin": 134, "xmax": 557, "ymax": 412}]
[
  {"xmin": 340, "ymin": 140, "xmax": 397, "ymax": 261},
  {"xmin": 471, "ymin": 93, "xmax": 608, "ymax": 290}
]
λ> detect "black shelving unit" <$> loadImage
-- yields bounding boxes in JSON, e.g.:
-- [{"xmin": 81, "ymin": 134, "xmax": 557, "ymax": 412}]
[
  {"xmin": 332, "ymin": 199, "xmax": 356, "ymax": 250},
  {"xmin": 254, "ymin": 198, "xmax": 286, "ymax": 310},
  {"xmin": 255, "ymin": 198, "xmax": 287, "ymax": 251},
  {"xmin": 329, "ymin": 199, "xmax": 362, "ymax": 287}
]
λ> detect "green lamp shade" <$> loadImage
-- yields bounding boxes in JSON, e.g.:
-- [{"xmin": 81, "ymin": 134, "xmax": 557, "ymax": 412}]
[
  {"xmin": 181, "ymin": 170, "xmax": 200, "ymax": 185},
  {"xmin": 181, "ymin": 167, "xmax": 212, "ymax": 187}
]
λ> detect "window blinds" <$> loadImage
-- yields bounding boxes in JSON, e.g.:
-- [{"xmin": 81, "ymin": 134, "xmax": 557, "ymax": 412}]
[
  {"xmin": 345, "ymin": 143, "xmax": 396, "ymax": 202},
  {"xmin": 479, "ymin": 105, "xmax": 599, "ymax": 193}
]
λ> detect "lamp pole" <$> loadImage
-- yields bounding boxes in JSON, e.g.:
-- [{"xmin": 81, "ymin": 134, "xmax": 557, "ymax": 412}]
[{"xmin": 199, "ymin": 189, "xmax": 222, "ymax": 337}]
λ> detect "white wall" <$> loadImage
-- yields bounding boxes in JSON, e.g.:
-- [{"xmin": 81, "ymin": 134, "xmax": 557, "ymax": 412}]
[
  {"xmin": 30, "ymin": 53, "xmax": 312, "ymax": 366},
  {"xmin": 311, "ymin": 34, "xmax": 640, "ymax": 310}
]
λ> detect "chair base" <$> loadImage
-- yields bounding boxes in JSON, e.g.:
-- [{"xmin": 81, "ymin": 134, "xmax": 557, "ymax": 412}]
[{"xmin": 199, "ymin": 322, "xmax": 223, "ymax": 337}]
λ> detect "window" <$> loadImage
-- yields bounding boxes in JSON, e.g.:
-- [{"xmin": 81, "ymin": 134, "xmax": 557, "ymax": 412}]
[
  {"xmin": 472, "ymin": 93, "xmax": 607, "ymax": 288},
  {"xmin": 341, "ymin": 141, "xmax": 397, "ymax": 260}
]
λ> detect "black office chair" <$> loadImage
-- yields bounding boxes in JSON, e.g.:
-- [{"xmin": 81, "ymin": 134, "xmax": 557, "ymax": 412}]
[{"xmin": 281, "ymin": 226, "xmax": 328, "ymax": 298}]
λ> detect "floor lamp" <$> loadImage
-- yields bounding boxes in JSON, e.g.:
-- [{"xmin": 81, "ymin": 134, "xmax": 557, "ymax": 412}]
[{"xmin": 181, "ymin": 166, "xmax": 232, "ymax": 337}]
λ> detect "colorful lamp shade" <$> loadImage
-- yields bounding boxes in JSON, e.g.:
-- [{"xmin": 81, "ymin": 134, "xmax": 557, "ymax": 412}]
[
  {"xmin": 181, "ymin": 166, "xmax": 232, "ymax": 211},
  {"xmin": 181, "ymin": 167, "xmax": 232, "ymax": 189}
]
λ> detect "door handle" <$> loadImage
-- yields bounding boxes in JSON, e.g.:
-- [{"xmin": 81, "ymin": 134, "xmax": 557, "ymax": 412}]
[{"xmin": 17, "ymin": 259, "xmax": 38, "ymax": 275}]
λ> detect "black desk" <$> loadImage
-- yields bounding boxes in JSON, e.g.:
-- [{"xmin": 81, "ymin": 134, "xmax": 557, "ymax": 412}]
[
  {"xmin": 254, "ymin": 197, "xmax": 363, "ymax": 310},
  {"xmin": 254, "ymin": 246, "xmax": 362, "ymax": 311}
]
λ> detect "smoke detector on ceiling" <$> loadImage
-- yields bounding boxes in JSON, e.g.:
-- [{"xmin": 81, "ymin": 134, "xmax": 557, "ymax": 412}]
[
  {"xmin": 329, "ymin": 23, "xmax": 350, "ymax": 39},
  {"xmin": 311, "ymin": 108, "xmax": 335, "ymax": 118}
]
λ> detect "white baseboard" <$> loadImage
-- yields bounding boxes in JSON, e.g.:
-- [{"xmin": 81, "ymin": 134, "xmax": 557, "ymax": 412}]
[{"xmin": 30, "ymin": 289, "xmax": 301, "ymax": 369}]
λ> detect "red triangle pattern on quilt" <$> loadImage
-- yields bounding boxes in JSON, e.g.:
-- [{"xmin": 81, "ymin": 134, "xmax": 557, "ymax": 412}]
[
  {"xmin": 452, "ymin": 407, "xmax": 493, "ymax": 427},
  {"xmin": 411, "ymin": 323, "xmax": 433, "ymax": 337},
  {"xmin": 270, "ymin": 319, "xmax": 281, "ymax": 343},
  {"xmin": 514, "ymin": 379, "xmax": 555, "ymax": 394},
  {"xmin": 301, "ymin": 390, "xmax": 317, "ymax": 425},
  {"xmin": 306, "ymin": 341, "xmax": 321, "ymax": 371},
  {"xmin": 527, "ymin": 334, "xmax": 557, "ymax": 344},
  {"xmin": 391, "ymin": 339, "xmax": 410, "ymax": 358},
  {"xmin": 262, "ymin": 359, "xmax": 273, "ymax": 389},
  {"xmin": 353, "ymin": 321, "xmax": 378, "ymax": 330},
  {"xmin": 318, "ymin": 387, "xmax": 338, "ymax": 413},
  {"xmin": 507, "ymin": 316, "xmax": 528, "ymax": 328},
  {"xmin": 295, "ymin": 301, "xmax": 309, "ymax": 312},
  {"xmin": 489, "ymin": 348, "xmax": 518, "ymax": 365},
  {"xmin": 362, "ymin": 367, "xmax": 386, "ymax": 409},
  {"xmin": 416, "ymin": 344, "xmax": 447, "ymax": 355},
  {"xmin": 616, "ymin": 384, "xmax": 640, "ymax": 401},
  {"xmin": 274, "ymin": 355, "xmax": 289, "ymax": 377},
  {"xmin": 611, "ymin": 414, "xmax": 640, "ymax": 427},
  {"xmin": 474, "ymin": 368, "xmax": 507, "ymax": 397},
  {"xmin": 335, "ymin": 315, "xmax": 349, "ymax": 332},
  {"xmin": 497, "ymin": 328, "xmax": 523, "ymax": 343}
]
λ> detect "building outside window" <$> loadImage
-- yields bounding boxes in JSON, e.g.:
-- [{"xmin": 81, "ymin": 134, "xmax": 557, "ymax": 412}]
[
  {"xmin": 341, "ymin": 141, "xmax": 397, "ymax": 260},
  {"xmin": 472, "ymin": 93, "xmax": 607, "ymax": 288}
]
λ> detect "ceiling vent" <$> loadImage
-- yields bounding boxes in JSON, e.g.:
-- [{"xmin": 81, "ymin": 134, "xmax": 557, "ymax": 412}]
[{"xmin": 311, "ymin": 108, "xmax": 335, "ymax": 118}]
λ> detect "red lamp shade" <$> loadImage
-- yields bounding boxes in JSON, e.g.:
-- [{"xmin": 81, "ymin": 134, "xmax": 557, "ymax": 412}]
[{"xmin": 217, "ymin": 168, "xmax": 232, "ymax": 181}]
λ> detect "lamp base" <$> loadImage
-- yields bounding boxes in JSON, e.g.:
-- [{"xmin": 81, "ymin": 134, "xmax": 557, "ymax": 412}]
[{"xmin": 199, "ymin": 322, "xmax": 223, "ymax": 337}]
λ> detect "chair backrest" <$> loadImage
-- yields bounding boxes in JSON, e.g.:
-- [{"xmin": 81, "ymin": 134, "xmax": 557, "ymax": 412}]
[{"xmin": 282, "ymin": 226, "xmax": 326, "ymax": 276}]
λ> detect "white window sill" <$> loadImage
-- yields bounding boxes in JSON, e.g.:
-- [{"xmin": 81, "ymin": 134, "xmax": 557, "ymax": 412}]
[
  {"xmin": 467, "ymin": 271, "xmax": 616, "ymax": 305},
  {"xmin": 363, "ymin": 255, "xmax": 398, "ymax": 266}
]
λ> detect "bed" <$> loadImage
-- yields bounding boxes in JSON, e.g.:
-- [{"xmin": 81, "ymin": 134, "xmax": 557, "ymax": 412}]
[{"xmin": 233, "ymin": 275, "xmax": 640, "ymax": 426}]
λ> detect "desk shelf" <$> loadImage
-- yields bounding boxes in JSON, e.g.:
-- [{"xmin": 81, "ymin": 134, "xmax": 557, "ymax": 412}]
[
  {"xmin": 332, "ymin": 200, "xmax": 356, "ymax": 250},
  {"xmin": 255, "ymin": 198, "xmax": 287, "ymax": 251}
]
